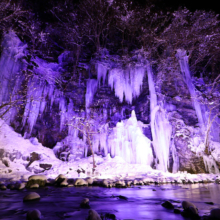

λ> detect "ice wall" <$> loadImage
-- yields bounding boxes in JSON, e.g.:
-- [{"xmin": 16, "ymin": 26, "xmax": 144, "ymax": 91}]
[
  {"xmin": 176, "ymin": 49, "xmax": 205, "ymax": 132},
  {"xmin": 0, "ymin": 31, "xmax": 27, "ymax": 122},
  {"xmin": 147, "ymin": 63, "xmax": 172, "ymax": 172}
]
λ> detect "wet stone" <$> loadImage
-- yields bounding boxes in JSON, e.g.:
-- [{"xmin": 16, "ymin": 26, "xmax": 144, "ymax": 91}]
[{"xmin": 161, "ymin": 201, "xmax": 174, "ymax": 209}]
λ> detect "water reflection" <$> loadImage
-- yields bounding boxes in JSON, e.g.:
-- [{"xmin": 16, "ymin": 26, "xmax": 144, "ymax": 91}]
[{"xmin": 0, "ymin": 183, "xmax": 220, "ymax": 219}]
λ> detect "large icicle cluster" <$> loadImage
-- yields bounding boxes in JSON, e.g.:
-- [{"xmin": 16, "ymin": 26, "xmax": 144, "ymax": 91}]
[{"xmin": 97, "ymin": 63, "xmax": 145, "ymax": 104}]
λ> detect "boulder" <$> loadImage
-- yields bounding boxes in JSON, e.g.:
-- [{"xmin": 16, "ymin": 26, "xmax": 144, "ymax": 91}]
[
  {"xmin": 15, "ymin": 182, "xmax": 26, "ymax": 190},
  {"xmin": 81, "ymin": 198, "xmax": 90, "ymax": 208},
  {"xmin": 210, "ymin": 208, "xmax": 220, "ymax": 219},
  {"xmin": 75, "ymin": 178, "xmax": 88, "ymax": 186},
  {"xmin": 87, "ymin": 209, "xmax": 101, "ymax": 220},
  {"xmin": 26, "ymin": 175, "xmax": 47, "ymax": 188},
  {"xmin": 174, "ymin": 208, "xmax": 181, "ymax": 214},
  {"xmin": 30, "ymin": 184, "xmax": 39, "ymax": 189},
  {"xmin": 60, "ymin": 179, "xmax": 68, "ymax": 187},
  {"xmin": 182, "ymin": 201, "xmax": 198, "ymax": 217},
  {"xmin": 182, "ymin": 201, "xmax": 197, "ymax": 212},
  {"xmin": 161, "ymin": 201, "xmax": 174, "ymax": 209},
  {"xmin": 55, "ymin": 174, "xmax": 67, "ymax": 185},
  {"xmin": 26, "ymin": 209, "xmax": 41, "ymax": 220},
  {"xmin": 115, "ymin": 180, "xmax": 126, "ymax": 188},
  {"xmin": 0, "ymin": 184, "xmax": 7, "ymax": 190},
  {"xmin": 7, "ymin": 183, "xmax": 15, "ymax": 190},
  {"xmin": 39, "ymin": 163, "xmax": 52, "ymax": 170},
  {"xmin": 23, "ymin": 192, "xmax": 40, "ymax": 202},
  {"xmin": 102, "ymin": 179, "xmax": 109, "ymax": 187},
  {"xmin": 86, "ymin": 177, "xmax": 93, "ymax": 185},
  {"xmin": 126, "ymin": 180, "xmax": 132, "ymax": 187},
  {"xmin": 133, "ymin": 180, "xmax": 138, "ymax": 185}
]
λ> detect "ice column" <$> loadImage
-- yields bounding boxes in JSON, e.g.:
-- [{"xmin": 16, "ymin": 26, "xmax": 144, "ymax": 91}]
[
  {"xmin": 85, "ymin": 79, "xmax": 98, "ymax": 111},
  {"xmin": 108, "ymin": 110, "xmax": 153, "ymax": 165},
  {"xmin": 147, "ymin": 63, "xmax": 172, "ymax": 172},
  {"xmin": 176, "ymin": 49, "xmax": 205, "ymax": 132}
]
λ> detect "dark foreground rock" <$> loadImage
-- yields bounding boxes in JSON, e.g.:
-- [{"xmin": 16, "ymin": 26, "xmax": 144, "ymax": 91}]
[{"xmin": 26, "ymin": 209, "xmax": 41, "ymax": 220}]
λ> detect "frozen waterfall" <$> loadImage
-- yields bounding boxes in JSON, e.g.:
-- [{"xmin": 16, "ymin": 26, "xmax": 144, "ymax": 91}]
[
  {"xmin": 176, "ymin": 49, "xmax": 205, "ymax": 132},
  {"xmin": 108, "ymin": 110, "xmax": 153, "ymax": 165},
  {"xmin": 147, "ymin": 63, "xmax": 172, "ymax": 172}
]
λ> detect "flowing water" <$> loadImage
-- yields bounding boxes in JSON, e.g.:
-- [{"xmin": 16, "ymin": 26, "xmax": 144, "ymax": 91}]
[{"xmin": 0, "ymin": 183, "xmax": 220, "ymax": 219}]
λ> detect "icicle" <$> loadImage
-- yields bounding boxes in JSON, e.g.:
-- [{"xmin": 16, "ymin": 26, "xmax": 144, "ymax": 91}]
[
  {"xmin": 59, "ymin": 97, "xmax": 67, "ymax": 131},
  {"xmin": 203, "ymin": 155, "xmax": 219, "ymax": 174},
  {"xmin": 171, "ymin": 138, "xmax": 179, "ymax": 173},
  {"xmin": 85, "ymin": 79, "xmax": 98, "ymax": 111},
  {"xmin": 97, "ymin": 63, "xmax": 108, "ymax": 85},
  {"xmin": 176, "ymin": 49, "xmax": 205, "ymax": 132},
  {"xmin": 147, "ymin": 63, "xmax": 172, "ymax": 172},
  {"xmin": 107, "ymin": 65, "xmax": 145, "ymax": 104},
  {"xmin": 22, "ymin": 77, "xmax": 45, "ymax": 133},
  {"xmin": 39, "ymin": 85, "xmax": 50, "ymax": 114},
  {"xmin": 151, "ymin": 106, "xmax": 172, "ymax": 172}
]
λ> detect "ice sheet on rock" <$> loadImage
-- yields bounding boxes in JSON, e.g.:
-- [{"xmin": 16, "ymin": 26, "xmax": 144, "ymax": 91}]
[
  {"xmin": 34, "ymin": 57, "xmax": 61, "ymax": 85},
  {"xmin": 176, "ymin": 49, "xmax": 205, "ymax": 132}
]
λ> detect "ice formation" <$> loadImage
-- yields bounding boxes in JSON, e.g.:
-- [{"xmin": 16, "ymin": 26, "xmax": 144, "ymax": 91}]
[
  {"xmin": 203, "ymin": 155, "xmax": 219, "ymax": 174},
  {"xmin": 85, "ymin": 79, "xmax": 98, "ymax": 110},
  {"xmin": 0, "ymin": 31, "xmax": 27, "ymax": 122},
  {"xmin": 108, "ymin": 110, "xmax": 153, "ymax": 165},
  {"xmin": 97, "ymin": 63, "xmax": 145, "ymax": 104},
  {"xmin": 176, "ymin": 49, "xmax": 205, "ymax": 132},
  {"xmin": 147, "ymin": 64, "xmax": 172, "ymax": 172}
]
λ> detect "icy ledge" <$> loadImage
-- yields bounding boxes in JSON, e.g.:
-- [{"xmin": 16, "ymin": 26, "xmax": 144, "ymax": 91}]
[{"xmin": 0, "ymin": 119, "xmax": 219, "ymax": 184}]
